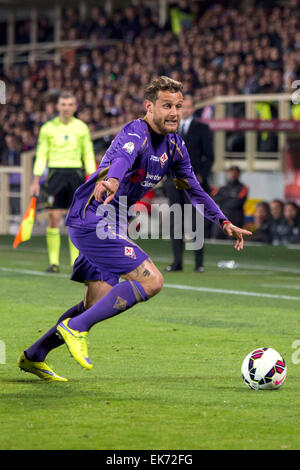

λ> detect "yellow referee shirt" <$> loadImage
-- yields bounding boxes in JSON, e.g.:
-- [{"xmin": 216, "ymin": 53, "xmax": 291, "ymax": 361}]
[{"xmin": 33, "ymin": 117, "xmax": 96, "ymax": 176}]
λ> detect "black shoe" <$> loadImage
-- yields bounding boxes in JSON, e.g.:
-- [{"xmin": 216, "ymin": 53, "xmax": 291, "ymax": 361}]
[
  {"xmin": 194, "ymin": 266, "xmax": 204, "ymax": 273},
  {"xmin": 46, "ymin": 264, "xmax": 60, "ymax": 273},
  {"xmin": 164, "ymin": 265, "xmax": 183, "ymax": 272}
]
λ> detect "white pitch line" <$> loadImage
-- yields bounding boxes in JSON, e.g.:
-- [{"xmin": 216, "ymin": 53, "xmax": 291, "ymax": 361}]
[
  {"xmin": 0, "ymin": 267, "xmax": 69, "ymax": 278},
  {"xmin": 163, "ymin": 283, "xmax": 300, "ymax": 301},
  {"xmin": 153, "ymin": 257, "xmax": 300, "ymax": 274},
  {"xmin": 1, "ymin": 266, "xmax": 300, "ymax": 301},
  {"xmin": 262, "ymin": 283, "xmax": 300, "ymax": 291}
]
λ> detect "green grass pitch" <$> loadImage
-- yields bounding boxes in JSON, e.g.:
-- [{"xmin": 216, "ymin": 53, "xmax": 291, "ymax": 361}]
[{"xmin": 0, "ymin": 234, "xmax": 299, "ymax": 450}]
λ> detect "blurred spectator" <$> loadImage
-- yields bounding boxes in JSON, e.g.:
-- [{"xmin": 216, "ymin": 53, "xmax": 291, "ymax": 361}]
[
  {"xmin": 169, "ymin": 1, "xmax": 194, "ymax": 36},
  {"xmin": 269, "ymin": 199, "xmax": 286, "ymax": 244},
  {"xmin": 211, "ymin": 166, "xmax": 248, "ymax": 239},
  {"xmin": 277, "ymin": 202, "xmax": 300, "ymax": 244},
  {"xmin": 225, "ymin": 85, "xmax": 245, "ymax": 152},
  {"xmin": 250, "ymin": 201, "xmax": 272, "ymax": 243},
  {"xmin": 38, "ymin": 16, "xmax": 54, "ymax": 42},
  {"xmin": 0, "ymin": 134, "xmax": 22, "ymax": 214}
]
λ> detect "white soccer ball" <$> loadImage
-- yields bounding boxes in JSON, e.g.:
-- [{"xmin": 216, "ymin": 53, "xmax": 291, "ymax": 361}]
[{"xmin": 241, "ymin": 347, "xmax": 287, "ymax": 390}]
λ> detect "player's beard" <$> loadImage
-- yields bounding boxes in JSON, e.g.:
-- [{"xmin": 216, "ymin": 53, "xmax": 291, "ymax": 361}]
[{"xmin": 153, "ymin": 115, "xmax": 179, "ymax": 135}]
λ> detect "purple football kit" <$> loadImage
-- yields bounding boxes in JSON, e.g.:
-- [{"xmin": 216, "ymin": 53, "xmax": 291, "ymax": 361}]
[
  {"xmin": 66, "ymin": 118, "xmax": 227, "ymax": 285},
  {"xmin": 24, "ymin": 118, "xmax": 229, "ymax": 363}
]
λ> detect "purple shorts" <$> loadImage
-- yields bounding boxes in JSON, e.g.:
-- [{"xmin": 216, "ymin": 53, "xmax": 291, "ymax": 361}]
[{"xmin": 69, "ymin": 225, "xmax": 149, "ymax": 286}]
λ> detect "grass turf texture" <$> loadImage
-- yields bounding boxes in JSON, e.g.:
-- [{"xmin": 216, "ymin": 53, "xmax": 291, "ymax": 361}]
[{"xmin": 0, "ymin": 234, "xmax": 300, "ymax": 450}]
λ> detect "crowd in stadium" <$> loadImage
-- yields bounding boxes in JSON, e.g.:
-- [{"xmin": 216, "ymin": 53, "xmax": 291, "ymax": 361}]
[
  {"xmin": 250, "ymin": 199, "xmax": 300, "ymax": 245},
  {"xmin": 1, "ymin": 1, "xmax": 300, "ymax": 244},
  {"xmin": 2, "ymin": 1, "xmax": 300, "ymax": 152},
  {"xmin": 207, "ymin": 166, "xmax": 300, "ymax": 245}
]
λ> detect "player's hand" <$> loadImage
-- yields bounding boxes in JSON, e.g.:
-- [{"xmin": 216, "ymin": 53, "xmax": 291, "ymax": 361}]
[
  {"xmin": 222, "ymin": 222, "xmax": 252, "ymax": 251},
  {"xmin": 94, "ymin": 178, "xmax": 119, "ymax": 204},
  {"xmin": 30, "ymin": 181, "xmax": 40, "ymax": 197}
]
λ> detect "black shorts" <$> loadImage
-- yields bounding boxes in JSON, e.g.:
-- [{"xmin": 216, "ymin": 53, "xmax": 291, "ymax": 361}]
[{"xmin": 46, "ymin": 168, "xmax": 85, "ymax": 210}]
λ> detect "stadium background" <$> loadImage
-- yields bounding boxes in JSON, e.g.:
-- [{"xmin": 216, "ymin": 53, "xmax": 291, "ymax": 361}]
[{"xmin": 0, "ymin": 0, "xmax": 300, "ymax": 241}]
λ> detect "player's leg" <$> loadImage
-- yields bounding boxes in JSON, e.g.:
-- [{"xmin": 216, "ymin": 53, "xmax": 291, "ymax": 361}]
[
  {"xmin": 164, "ymin": 178, "xmax": 184, "ymax": 271},
  {"xmin": 46, "ymin": 169, "xmax": 84, "ymax": 271},
  {"xmin": 56, "ymin": 225, "xmax": 164, "ymax": 369},
  {"xmin": 66, "ymin": 169, "xmax": 85, "ymax": 267},
  {"xmin": 57, "ymin": 258, "xmax": 163, "ymax": 369},
  {"xmin": 68, "ymin": 236, "xmax": 79, "ymax": 267},
  {"xmin": 46, "ymin": 208, "xmax": 62, "ymax": 272},
  {"xmin": 24, "ymin": 280, "xmax": 112, "ymax": 362},
  {"xmin": 19, "ymin": 280, "xmax": 112, "ymax": 380},
  {"xmin": 45, "ymin": 169, "xmax": 64, "ymax": 272},
  {"xmin": 62, "ymin": 257, "xmax": 163, "ymax": 333}
]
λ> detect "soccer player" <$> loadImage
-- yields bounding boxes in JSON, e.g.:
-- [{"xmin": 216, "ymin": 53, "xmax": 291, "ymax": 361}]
[
  {"xmin": 19, "ymin": 76, "xmax": 251, "ymax": 381},
  {"xmin": 30, "ymin": 90, "xmax": 96, "ymax": 273}
]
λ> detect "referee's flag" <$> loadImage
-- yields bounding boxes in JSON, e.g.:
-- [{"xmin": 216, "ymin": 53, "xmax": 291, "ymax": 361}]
[{"xmin": 13, "ymin": 196, "xmax": 37, "ymax": 248}]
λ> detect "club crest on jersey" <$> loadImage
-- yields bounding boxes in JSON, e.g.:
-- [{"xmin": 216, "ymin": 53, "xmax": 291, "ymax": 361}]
[
  {"xmin": 125, "ymin": 246, "xmax": 136, "ymax": 259},
  {"xmin": 160, "ymin": 152, "xmax": 168, "ymax": 168},
  {"xmin": 123, "ymin": 141, "xmax": 135, "ymax": 154}
]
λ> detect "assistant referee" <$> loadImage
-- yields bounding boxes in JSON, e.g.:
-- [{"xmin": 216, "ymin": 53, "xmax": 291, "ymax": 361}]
[{"xmin": 30, "ymin": 90, "xmax": 96, "ymax": 272}]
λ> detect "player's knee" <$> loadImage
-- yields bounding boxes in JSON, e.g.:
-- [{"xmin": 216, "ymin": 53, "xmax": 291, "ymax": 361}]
[{"xmin": 144, "ymin": 271, "xmax": 164, "ymax": 298}]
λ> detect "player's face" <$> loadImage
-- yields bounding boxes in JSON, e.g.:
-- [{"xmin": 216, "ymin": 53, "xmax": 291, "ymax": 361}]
[
  {"xmin": 57, "ymin": 98, "xmax": 77, "ymax": 120},
  {"xmin": 145, "ymin": 91, "xmax": 184, "ymax": 135}
]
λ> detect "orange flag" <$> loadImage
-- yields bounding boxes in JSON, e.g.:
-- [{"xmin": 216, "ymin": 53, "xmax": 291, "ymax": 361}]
[{"xmin": 13, "ymin": 196, "xmax": 37, "ymax": 248}]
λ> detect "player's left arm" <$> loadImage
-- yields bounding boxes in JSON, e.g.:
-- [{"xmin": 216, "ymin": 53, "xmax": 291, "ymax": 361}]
[
  {"xmin": 172, "ymin": 138, "xmax": 251, "ymax": 250},
  {"xmin": 81, "ymin": 124, "xmax": 97, "ymax": 176}
]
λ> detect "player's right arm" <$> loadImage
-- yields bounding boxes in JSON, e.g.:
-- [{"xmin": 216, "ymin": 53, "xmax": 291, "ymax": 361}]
[
  {"xmin": 30, "ymin": 124, "xmax": 49, "ymax": 196},
  {"xmin": 93, "ymin": 123, "xmax": 145, "ymax": 203}
]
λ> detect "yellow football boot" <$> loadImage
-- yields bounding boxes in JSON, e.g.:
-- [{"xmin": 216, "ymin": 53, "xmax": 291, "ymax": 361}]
[
  {"xmin": 56, "ymin": 318, "xmax": 93, "ymax": 370},
  {"xmin": 18, "ymin": 352, "xmax": 68, "ymax": 382}
]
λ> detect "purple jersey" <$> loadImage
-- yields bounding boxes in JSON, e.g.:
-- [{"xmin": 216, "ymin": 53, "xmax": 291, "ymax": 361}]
[{"xmin": 66, "ymin": 119, "xmax": 227, "ymax": 229}]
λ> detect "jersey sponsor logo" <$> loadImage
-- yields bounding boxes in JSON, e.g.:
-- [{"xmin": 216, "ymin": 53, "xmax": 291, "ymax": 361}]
[
  {"xmin": 141, "ymin": 172, "xmax": 161, "ymax": 188},
  {"xmin": 141, "ymin": 180, "xmax": 156, "ymax": 188},
  {"xmin": 124, "ymin": 246, "xmax": 136, "ymax": 259},
  {"xmin": 160, "ymin": 152, "xmax": 168, "ymax": 168},
  {"xmin": 123, "ymin": 141, "xmax": 135, "ymax": 154}
]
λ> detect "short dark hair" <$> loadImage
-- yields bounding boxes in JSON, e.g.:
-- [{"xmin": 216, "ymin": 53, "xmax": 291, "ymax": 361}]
[
  {"xmin": 144, "ymin": 76, "xmax": 183, "ymax": 103},
  {"xmin": 58, "ymin": 90, "xmax": 76, "ymax": 101},
  {"xmin": 227, "ymin": 165, "xmax": 241, "ymax": 174}
]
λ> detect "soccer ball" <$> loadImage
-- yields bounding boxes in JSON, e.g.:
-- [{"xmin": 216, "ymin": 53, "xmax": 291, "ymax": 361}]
[{"xmin": 241, "ymin": 347, "xmax": 287, "ymax": 390}]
